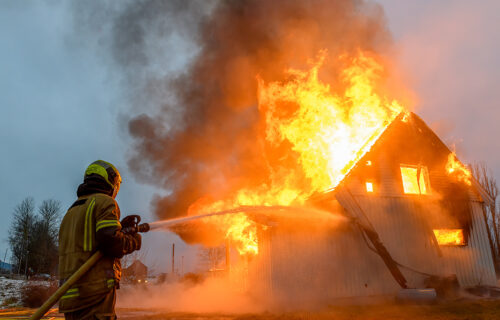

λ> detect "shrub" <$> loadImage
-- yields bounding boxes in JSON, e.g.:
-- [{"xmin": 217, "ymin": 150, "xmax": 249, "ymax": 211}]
[{"xmin": 20, "ymin": 281, "xmax": 58, "ymax": 308}]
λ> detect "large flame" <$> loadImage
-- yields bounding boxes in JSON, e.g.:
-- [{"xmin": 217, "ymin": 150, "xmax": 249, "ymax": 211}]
[
  {"xmin": 259, "ymin": 50, "xmax": 403, "ymax": 193},
  {"xmin": 189, "ymin": 50, "xmax": 405, "ymax": 255},
  {"xmin": 445, "ymin": 152, "xmax": 472, "ymax": 185}
]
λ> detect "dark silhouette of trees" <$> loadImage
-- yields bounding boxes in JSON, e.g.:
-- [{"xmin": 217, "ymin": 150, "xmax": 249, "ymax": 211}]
[
  {"xmin": 32, "ymin": 199, "xmax": 61, "ymax": 275},
  {"xmin": 8, "ymin": 197, "xmax": 61, "ymax": 276},
  {"xmin": 8, "ymin": 197, "xmax": 35, "ymax": 276}
]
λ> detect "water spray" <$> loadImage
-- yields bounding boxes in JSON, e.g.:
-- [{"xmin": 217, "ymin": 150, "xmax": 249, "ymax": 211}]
[{"xmin": 148, "ymin": 205, "xmax": 344, "ymax": 230}]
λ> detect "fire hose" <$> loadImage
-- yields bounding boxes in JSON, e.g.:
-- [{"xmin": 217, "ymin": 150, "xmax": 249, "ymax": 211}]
[{"xmin": 29, "ymin": 218, "xmax": 150, "ymax": 320}]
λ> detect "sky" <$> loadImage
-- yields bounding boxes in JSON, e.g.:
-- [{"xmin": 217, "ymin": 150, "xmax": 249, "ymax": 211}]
[
  {"xmin": 0, "ymin": 0, "xmax": 499, "ymax": 273},
  {"xmin": 0, "ymin": 1, "xmax": 197, "ymax": 272}
]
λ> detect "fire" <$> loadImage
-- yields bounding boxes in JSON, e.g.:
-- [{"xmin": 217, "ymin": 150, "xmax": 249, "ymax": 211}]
[
  {"xmin": 445, "ymin": 152, "xmax": 472, "ymax": 185},
  {"xmin": 189, "ymin": 50, "xmax": 405, "ymax": 255},
  {"xmin": 188, "ymin": 197, "xmax": 260, "ymax": 255},
  {"xmin": 258, "ymin": 50, "xmax": 404, "ymax": 193},
  {"xmin": 433, "ymin": 229, "xmax": 465, "ymax": 246},
  {"xmin": 225, "ymin": 213, "xmax": 259, "ymax": 255}
]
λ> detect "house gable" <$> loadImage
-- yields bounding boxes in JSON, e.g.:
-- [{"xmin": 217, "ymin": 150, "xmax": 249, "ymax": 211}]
[{"xmin": 341, "ymin": 112, "xmax": 470, "ymax": 199}]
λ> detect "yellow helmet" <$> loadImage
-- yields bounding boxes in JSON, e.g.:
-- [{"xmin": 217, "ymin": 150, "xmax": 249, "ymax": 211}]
[{"xmin": 84, "ymin": 160, "xmax": 122, "ymax": 196}]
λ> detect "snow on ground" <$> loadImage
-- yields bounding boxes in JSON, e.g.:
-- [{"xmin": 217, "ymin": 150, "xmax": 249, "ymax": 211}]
[
  {"xmin": 0, "ymin": 276, "xmax": 53, "ymax": 307},
  {"xmin": 0, "ymin": 276, "xmax": 24, "ymax": 307}
]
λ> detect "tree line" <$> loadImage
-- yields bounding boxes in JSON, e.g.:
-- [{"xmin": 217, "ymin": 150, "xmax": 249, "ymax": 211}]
[{"xmin": 8, "ymin": 197, "xmax": 61, "ymax": 276}]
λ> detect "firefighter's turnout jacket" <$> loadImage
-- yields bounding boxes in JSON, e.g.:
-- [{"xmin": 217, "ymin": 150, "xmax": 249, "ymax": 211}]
[{"xmin": 58, "ymin": 191, "xmax": 138, "ymax": 312}]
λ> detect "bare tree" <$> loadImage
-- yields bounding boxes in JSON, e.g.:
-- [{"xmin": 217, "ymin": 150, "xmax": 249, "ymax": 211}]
[
  {"xmin": 121, "ymin": 248, "xmax": 149, "ymax": 269},
  {"xmin": 8, "ymin": 198, "xmax": 61, "ymax": 276},
  {"xmin": 472, "ymin": 163, "xmax": 499, "ymax": 257},
  {"xmin": 38, "ymin": 199, "xmax": 61, "ymax": 242},
  {"xmin": 31, "ymin": 199, "xmax": 61, "ymax": 274},
  {"xmin": 8, "ymin": 197, "xmax": 35, "ymax": 276},
  {"xmin": 197, "ymin": 246, "xmax": 225, "ymax": 272}
]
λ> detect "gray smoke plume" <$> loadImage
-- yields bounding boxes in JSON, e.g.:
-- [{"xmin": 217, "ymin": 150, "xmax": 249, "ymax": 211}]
[{"xmin": 73, "ymin": 0, "xmax": 393, "ymax": 243}]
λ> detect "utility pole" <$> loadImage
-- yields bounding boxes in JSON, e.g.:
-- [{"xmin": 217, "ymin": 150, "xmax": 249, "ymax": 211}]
[
  {"xmin": 225, "ymin": 239, "xmax": 231, "ymax": 272},
  {"xmin": 2, "ymin": 248, "xmax": 7, "ymax": 273},
  {"xmin": 18, "ymin": 234, "xmax": 26, "ymax": 275},
  {"xmin": 24, "ymin": 233, "xmax": 29, "ymax": 279},
  {"xmin": 171, "ymin": 243, "xmax": 175, "ymax": 275},
  {"xmin": 24, "ymin": 250, "xmax": 29, "ymax": 279}
]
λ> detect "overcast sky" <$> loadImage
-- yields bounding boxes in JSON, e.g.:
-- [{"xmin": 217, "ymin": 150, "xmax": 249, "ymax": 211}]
[
  {"xmin": 1, "ymin": 0, "xmax": 499, "ymax": 272},
  {"xmin": 0, "ymin": 1, "xmax": 196, "ymax": 272}
]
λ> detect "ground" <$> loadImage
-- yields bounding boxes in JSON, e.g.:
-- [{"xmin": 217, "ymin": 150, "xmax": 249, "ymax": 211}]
[
  {"xmin": 3, "ymin": 277, "xmax": 500, "ymax": 319},
  {"xmin": 115, "ymin": 301, "xmax": 500, "ymax": 320},
  {"xmin": 0, "ymin": 277, "xmax": 23, "ymax": 307},
  {"xmin": 2, "ymin": 300, "xmax": 500, "ymax": 319}
]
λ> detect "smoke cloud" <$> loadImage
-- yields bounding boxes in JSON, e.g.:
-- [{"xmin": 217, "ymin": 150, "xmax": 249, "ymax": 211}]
[{"xmin": 73, "ymin": 0, "xmax": 397, "ymax": 242}]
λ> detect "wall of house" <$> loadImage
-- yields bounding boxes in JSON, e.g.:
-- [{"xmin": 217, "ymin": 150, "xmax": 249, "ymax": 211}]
[
  {"xmin": 251, "ymin": 196, "xmax": 496, "ymax": 305},
  {"xmin": 352, "ymin": 195, "xmax": 497, "ymax": 288},
  {"xmin": 251, "ymin": 221, "xmax": 401, "ymax": 306}
]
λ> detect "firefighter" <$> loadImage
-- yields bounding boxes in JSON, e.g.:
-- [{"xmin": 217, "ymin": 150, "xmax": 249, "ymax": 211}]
[{"xmin": 58, "ymin": 160, "xmax": 142, "ymax": 319}]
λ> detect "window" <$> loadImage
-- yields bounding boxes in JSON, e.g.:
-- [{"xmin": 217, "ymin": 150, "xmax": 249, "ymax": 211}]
[
  {"xmin": 366, "ymin": 182, "xmax": 374, "ymax": 193},
  {"xmin": 433, "ymin": 229, "xmax": 465, "ymax": 246},
  {"xmin": 400, "ymin": 165, "xmax": 430, "ymax": 194}
]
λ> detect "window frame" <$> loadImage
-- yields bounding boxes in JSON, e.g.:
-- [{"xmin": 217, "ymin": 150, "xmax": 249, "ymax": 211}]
[
  {"xmin": 432, "ymin": 228, "xmax": 467, "ymax": 246},
  {"xmin": 400, "ymin": 164, "xmax": 431, "ymax": 195}
]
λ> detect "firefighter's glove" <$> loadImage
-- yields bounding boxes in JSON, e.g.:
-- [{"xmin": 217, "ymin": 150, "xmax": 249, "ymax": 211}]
[
  {"xmin": 121, "ymin": 215, "xmax": 140, "ymax": 229},
  {"xmin": 133, "ymin": 233, "xmax": 142, "ymax": 251}
]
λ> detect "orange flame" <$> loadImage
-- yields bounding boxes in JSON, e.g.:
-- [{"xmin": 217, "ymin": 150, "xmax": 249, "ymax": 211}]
[
  {"xmin": 433, "ymin": 229, "xmax": 465, "ymax": 246},
  {"xmin": 189, "ymin": 50, "xmax": 406, "ymax": 255},
  {"xmin": 258, "ymin": 50, "xmax": 404, "ymax": 194},
  {"xmin": 188, "ymin": 197, "xmax": 260, "ymax": 255},
  {"xmin": 445, "ymin": 152, "xmax": 472, "ymax": 185}
]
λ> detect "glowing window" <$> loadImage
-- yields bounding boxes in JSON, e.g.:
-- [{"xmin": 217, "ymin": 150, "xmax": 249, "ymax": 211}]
[
  {"xmin": 366, "ymin": 182, "xmax": 374, "ymax": 193},
  {"xmin": 400, "ymin": 165, "xmax": 430, "ymax": 195},
  {"xmin": 433, "ymin": 229, "xmax": 465, "ymax": 246}
]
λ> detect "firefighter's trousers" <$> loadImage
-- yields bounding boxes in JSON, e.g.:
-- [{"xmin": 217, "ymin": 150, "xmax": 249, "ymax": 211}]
[{"xmin": 63, "ymin": 288, "xmax": 116, "ymax": 320}]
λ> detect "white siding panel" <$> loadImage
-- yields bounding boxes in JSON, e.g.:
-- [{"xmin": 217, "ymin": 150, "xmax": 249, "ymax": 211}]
[
  {"xmin": 258, "ymin": 224, "xmax": 401, "ymax": 305},
  {"xmin": 252, "ymin": 196, "xmax": 496, "ymax": 304}
]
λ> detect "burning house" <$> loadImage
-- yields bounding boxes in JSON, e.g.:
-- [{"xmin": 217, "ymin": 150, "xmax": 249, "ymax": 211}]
[
  {"xmin": 161, "ymin": 52, "xmax": 498, "ymax": 306},
  {"xmin": 250, "ymin": 112, "xmax": 497, "ymax": 305},
  {"xmin": 116, "ymin": 0, "xmax": 497, "ymax": 302}
]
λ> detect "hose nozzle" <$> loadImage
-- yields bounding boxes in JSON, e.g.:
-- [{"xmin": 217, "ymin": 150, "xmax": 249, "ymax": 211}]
[{"xmin": 137, "ymin": 223, "xmax": 150, "ymax": 233}]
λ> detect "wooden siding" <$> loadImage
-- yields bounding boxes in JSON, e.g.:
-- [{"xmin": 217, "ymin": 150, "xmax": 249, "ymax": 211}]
[{"xmin": 252, "ymin": 197, "xmax": 497, "ymax": 304}]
